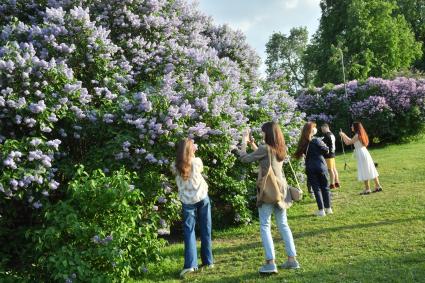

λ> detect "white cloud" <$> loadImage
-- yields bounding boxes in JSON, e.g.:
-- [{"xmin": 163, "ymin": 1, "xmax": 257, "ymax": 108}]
[
  {"xmin": 227, "ymin": 15, "xmax": 266, "ymax": 33},
  {"xmin": 280, "ymin": 0, "xmax": 320, "ymax": 10},
  {"xmin": 305, "ymin": 0, "xmax": 321, "ymax": 8},
  {"xmin": 283, "ymin": 0, "xmax": 300, "ymax": 10}
]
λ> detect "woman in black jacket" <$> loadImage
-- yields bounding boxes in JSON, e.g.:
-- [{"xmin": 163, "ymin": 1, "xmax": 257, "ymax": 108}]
[{"xmin": 295, "ymin": 122, "xmax": 332, "ymax": 217}]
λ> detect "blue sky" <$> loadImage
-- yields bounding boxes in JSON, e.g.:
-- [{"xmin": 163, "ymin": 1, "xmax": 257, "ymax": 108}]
[{"xmin": 197, "ymin": 0, "xmax": 322, "ymax": 75}]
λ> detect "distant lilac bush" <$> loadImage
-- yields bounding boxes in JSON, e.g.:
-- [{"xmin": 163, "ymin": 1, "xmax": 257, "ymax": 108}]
[
  {"xmin": 0, "ymin": 0, "xmax": 304, "ymax": 279},
  {"xmin": 297, "ymin": 77, "xmax": 425, "ymax": 142}
]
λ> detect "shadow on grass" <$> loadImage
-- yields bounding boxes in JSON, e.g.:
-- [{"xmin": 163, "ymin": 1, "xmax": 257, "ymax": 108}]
[
  {"xmin": 141, "ymin": 216, "xmax": 425, "ymax": 282},
  {"xmin": 195, "ymin": 251, "xmax": 425, "ymax": 283},
  {"xmin": 210, "ymin": 216, "xmax": 425, "ymax": 256},
  {"xmin": 293, "ymin": 216, "xmax": 425, "ymax": 239}
]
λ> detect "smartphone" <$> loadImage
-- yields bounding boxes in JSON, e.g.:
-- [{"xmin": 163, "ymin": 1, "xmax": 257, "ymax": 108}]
[{"xmin": 249, "ymin": 129, "xmax": 254, "ymax": 142}]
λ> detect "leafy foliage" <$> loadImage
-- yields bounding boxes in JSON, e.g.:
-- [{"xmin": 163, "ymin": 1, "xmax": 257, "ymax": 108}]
[
  {"xmin": 31, "ymin": 167, "xmax": 164, "ymax": 282},
  {"xmin": 305, "ymin": 0, "xmax": 423, "ymax": 85},
  {"xmin": 396, "ymin": 0, "xmax": 425, "ymax": 70}
]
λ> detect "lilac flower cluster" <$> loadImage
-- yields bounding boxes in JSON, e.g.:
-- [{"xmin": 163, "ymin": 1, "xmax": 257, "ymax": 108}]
[
  {"xmin": 1, "ymin": 137, "xmax": 61, "ymax": 203},
  {"xmin": 296, "ymin": 77, "xmax": 425, "ymax": 140},
  {"xmin": 350, "ymin": 96, "xmax": 392, "ymax": 118},
  {"xmin": 0, "ymin": 0, "xmax": 304, "ymax": 236}
]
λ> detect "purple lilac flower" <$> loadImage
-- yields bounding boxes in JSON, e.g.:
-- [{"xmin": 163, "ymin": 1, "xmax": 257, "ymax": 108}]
[
  {"xmin": 164, "ymin": 186, "xmax": 172, "ymax": 194},
  {"xmin": 41, "ymin": 126, "xmax": 52, "ymax": 133},
  {"xmin": 157, "ymin": 196, "xmax": 167, "ymax": 204},
  {"xmin": 28, "ymin": 100, "xmax": 46, "ymax": 113},
  {"xmin": 30, "ymin": 138, "xmax": 43, "ymax": 147},
  {"xmin": 33, "ymin": 201, "xmax": 43, "ymax": 209},
  {"xmin": 49, "ymin": 180, "xmax": 59, "ymax": 190},
  {"xmin": 92, "ymin": 235, "xmax": 100, "ymax": 244},
  {"xmin": 46, "ymin": 139, "xmax": 61, "ymax": 150}
]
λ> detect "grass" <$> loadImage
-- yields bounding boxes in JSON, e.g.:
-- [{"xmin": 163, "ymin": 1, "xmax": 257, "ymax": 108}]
[{"xmin": 135, "ymin": 137, "xmax": 425, "ymax": 283}]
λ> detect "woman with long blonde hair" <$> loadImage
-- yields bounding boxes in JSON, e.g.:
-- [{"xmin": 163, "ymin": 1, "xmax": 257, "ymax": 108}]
[
  {"xmin": 240, "ymin": 121, "xmax": 299, "ymax": 274},
  {"xmin": 172, "ymin": 138, "xmax": 213, "ymax": 277},
  {"xmin": 340, "ymin": 122, "xmax": 382, "ymax": 194},
  {"xmin": 294, "ymin": 122, "xmax": 332, "ymax": 216}
]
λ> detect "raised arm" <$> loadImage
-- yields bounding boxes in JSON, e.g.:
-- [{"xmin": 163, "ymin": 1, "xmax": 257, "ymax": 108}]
[
  {"xmin": 340, "ymin": 132, "xmax": 357, "ymax": 145},
  {"xmin": 239, "ymin": 145, "xmax": 267, "ymax": 163}
]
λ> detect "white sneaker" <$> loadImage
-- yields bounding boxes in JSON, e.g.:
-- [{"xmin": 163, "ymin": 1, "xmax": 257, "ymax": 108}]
[
  {"xmin": 180, "ymin": 267, "xmax": 196, "ymax": 277},
  {"xmin": 314, "ymin": 209, "xmax": 326, "ymax": 217},
  {"xmin": 325, "ymin": 208, "xmax": 333, "ymax": 214}
]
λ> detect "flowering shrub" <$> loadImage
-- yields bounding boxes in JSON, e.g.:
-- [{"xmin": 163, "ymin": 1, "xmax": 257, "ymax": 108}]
[
  {"xmin": 296, "ymin": 77, "xmax": 425, "ymax": 142},
  {"xmin": 0, "ymin": 0, "xmax": 304, "ymax": 280}
]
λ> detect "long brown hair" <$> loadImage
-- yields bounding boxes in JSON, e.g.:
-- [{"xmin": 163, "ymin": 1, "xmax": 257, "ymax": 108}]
[
  {"xmin": 294, "ymin": 122, "xmax": 316, "ymax": 159},
  {"xmin": 176, "ymin": 138, "xmax": 194, "ymax": 181},
  {"xmin": 352, "ymin": 122, "xmax": 369, "ymax": 147},
  {"xmin": 261, "ymin": 121, "xmax": 286, "ymax": 162}
]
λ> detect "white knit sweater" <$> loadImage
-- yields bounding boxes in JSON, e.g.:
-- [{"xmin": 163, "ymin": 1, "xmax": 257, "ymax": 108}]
[{"xmin": 172, "ymin": 157, "xmax": 208, "ymax": 204}]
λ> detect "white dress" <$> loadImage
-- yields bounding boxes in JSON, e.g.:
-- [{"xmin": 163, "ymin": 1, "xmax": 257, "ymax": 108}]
[{"xmin": 353, "ymin": 139, "xmax": 379, "ymax": 181}]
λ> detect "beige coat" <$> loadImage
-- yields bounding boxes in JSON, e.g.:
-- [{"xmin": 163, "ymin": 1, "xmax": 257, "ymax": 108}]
[{"xmin": 240, "ymin": 144, "xmax": 293, "ymax": 209}]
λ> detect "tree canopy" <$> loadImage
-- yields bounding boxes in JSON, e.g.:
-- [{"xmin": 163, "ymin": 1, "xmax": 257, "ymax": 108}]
[
  {"xmin": 265, "ymin": 27, "xmax": 314, "ymax": 92},
  {"xmin": 304, "ymin": 0, "xmax": 423, "ymax": 85}
]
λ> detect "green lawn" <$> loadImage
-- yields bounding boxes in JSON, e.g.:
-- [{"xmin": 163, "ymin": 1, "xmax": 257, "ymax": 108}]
[{"xmin": 136, "ymin": 137, "xmax": 425, "ymax": 283}]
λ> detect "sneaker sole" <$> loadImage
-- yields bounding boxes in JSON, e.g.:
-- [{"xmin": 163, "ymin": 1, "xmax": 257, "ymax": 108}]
[
  {"xmin": 280, "ymin": 266, "xmax": 301, "ymax": 270},
  {"xmin": 279, "ymin": 265, "xmax": 301, "ymax": 269},
  {"xmin": 180, "ymin": 269, "xmax": 196, "ymax": 277}
]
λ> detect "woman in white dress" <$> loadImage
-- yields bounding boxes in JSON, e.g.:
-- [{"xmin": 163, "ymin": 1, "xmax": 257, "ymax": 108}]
[{"xmin": 339, "ymin": 122, "xmax": 383, "ymax": 195}]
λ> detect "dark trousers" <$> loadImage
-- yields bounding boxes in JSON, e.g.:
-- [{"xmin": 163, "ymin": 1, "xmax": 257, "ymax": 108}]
[{"xmin": 307, "ymin": 169, "xmax": 331, "ymax": 210}]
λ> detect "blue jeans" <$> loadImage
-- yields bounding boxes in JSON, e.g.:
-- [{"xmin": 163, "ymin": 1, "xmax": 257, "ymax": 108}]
[
  {"xmin": 182, "ymin": 196, "xmax": 213, "ymax": 269},
  {"xmin": 258, "ymin": 203, "xmax": 297, "ymax": 261}
]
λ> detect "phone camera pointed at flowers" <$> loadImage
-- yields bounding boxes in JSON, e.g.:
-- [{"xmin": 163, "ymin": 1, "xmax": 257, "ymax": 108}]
[
  {"xmin": 242, "ymin": 128, "xmax": 250, "ymax": 143},
  {"xmin": 248, "ymin": 128, "xmax": 255, "ymax": 144}
]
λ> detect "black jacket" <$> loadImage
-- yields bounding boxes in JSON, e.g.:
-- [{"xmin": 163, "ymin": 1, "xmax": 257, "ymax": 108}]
[
  {"xmin": 322, "ymin": 132, "xmax": 336, "ymax": 159},
  {"xmin": 305, "ymin": 137, "xmax": 329, "ymax": 172}
]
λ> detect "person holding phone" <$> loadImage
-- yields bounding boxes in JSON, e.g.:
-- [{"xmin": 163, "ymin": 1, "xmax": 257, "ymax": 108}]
[
  {"xmin": 240, "ymin": 122, "xmax": 299, "ymax": 274},
  {"xmin": 171, "ymin": 138, "xmax": 214, "ymax": 277},
  {"xmin": 339, "ymin": 122, "xmax": 383, "ymax": 195}
]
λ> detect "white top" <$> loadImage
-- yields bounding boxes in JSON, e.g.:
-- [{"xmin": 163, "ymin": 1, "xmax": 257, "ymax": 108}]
[{"xmin": 172, "ymin": 157, "xmax": 208, "ymax": 204}]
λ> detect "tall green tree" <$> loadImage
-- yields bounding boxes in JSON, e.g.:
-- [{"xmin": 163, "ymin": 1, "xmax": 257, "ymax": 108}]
[
  {"xmin": 265, "ymin": 27, "xmax": 314, "ymax": 92},
  {"xmin": 396, "ymin": 0, "xmax": 425, "ymax": 70},
  {"xmin": 305, "ymin": 0, "xmax": 423, "ymax": 85}
]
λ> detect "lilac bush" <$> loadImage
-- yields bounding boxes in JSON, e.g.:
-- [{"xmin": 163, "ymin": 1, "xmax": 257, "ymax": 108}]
[
  {"xmin": 297, "ymin": 77, "xmax": 425, "ymax": 142},
  {"xmin": 0, "ymin": 0, "xmax": 304, "ymax": 280}
]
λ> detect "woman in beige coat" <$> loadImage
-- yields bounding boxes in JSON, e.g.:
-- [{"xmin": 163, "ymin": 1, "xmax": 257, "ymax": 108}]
[{"xmin": 240, "ymin": 121, "xmax": 299, "ymax": 274}]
